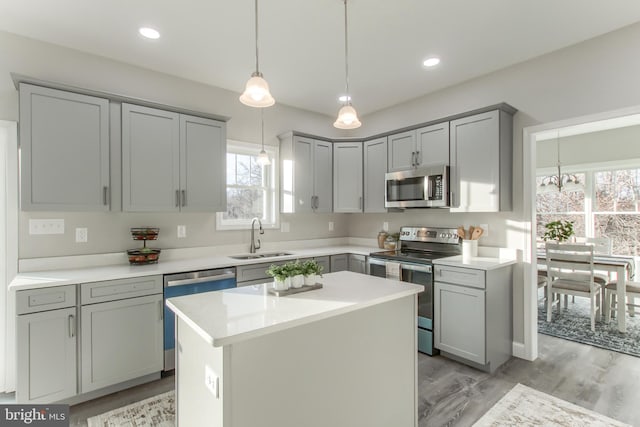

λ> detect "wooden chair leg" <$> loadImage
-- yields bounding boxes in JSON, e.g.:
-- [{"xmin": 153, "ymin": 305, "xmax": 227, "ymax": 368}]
[
  {"xmin": 590, "ymin": 294, "xmax": 596, "ymax": 332},
  {"xmin": 605, "ymin": 289, "xmax": 611, "ymax": 322},
  {"xmin": 629, "ymin": 295, "xmax": 636, "ymax": 317},
  {"xmin": 546, "ymin": 283, "xmax": 553, "ymax": 322}
]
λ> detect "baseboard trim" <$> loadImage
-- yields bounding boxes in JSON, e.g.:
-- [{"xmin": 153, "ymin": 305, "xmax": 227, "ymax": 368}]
[{"xmin": 512, "ymin": 341, "xmax": 528, "ymax": 360}]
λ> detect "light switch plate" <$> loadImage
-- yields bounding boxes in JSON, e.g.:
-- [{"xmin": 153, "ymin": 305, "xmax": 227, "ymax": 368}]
[
  {"xmin": 29, "ymin": 219, "xmax": 64, "ymax": 235},
  {"xmin": 383, "ymin": 222, "xmax": 389, "ymax": 232},
  {"xmin": 75, "ymin": 228, "xmax": 88, "ymax": 243},
  {"xmin": 328, "ymin": 221, "xmax": 334, "ymax": 231},
  {"xmin": 281, "ymin": 222, "xmax": 290, "ymax": 233},
  {"xmin": 479, "ymin": 224, "xmax": 489, "ymax": 237},
  {"xmin": 205, "ymin": 365, "xmax": 219, "ymax": 398},
  {"xmin": 177, "ymin": 225, "xmax": 186, "ymax": 238}
]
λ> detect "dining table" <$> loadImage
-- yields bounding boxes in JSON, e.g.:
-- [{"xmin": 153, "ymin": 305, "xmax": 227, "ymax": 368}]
[{"xmin": 537, "ymin": 251, "xmax": 635, "ymax": 333}]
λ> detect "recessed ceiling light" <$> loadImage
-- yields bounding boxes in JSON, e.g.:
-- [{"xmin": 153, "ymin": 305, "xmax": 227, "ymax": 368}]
[
  {"xmin": 139, "ymin": 27, "xmax": 160, "ymax": 40},
  {"xmin": 423, "ymin": 57, "xmax": 440, "ymax": 68},
  {"xmin": 338, "ymin": 95, "xmax": 351, "ymax": 103}
]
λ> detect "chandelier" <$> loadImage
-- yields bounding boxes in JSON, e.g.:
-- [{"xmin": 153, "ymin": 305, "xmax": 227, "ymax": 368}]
[{"xmin": 538, "ymin": 132, "xmax": 583, "ymax": 193}]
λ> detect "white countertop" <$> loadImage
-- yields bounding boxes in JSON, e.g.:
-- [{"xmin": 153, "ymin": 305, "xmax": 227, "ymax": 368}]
[
  {"xmin": 433, "ymin": 255, "xmax": 517, "ymax": 270},
  {"xmin": 9, "ymin": 245, "xmax": 378, "ymax": 291},
  {"xmin": 166, "ymin": 270, "xmax": 423, "ymax": 347}
]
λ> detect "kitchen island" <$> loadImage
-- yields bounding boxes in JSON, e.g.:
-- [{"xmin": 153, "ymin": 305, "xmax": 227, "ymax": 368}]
[{"xmin": 166, "ymin": 271, "xmax": 423, "ymax": 427}]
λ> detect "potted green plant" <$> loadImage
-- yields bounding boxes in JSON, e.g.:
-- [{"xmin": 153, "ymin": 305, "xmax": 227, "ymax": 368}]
[
  {"xmin": 289, "ymin": 260, "xmax": 305, "ymax": 289},
  {"xmin": 266, "ymin": 264, "xmax": 290, "ymax": 290},
  {"xmin": 543, "ymin": 220, "xmax": 575, "ymax": 243},
  {"xmin": 302, "ymin": 260, "xmax": 323, "ymax": 286}
]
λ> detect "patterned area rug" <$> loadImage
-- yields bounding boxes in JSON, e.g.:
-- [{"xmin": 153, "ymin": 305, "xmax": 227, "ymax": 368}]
[
  {"xmin": 537, "ymin": 295, "xmax": 640, "ymax": 357},
  {"xmin": 473, "ymin": 383, "xmax": 630, "ymax": 426},
  {"xmin": 87, "ymin": 391, "xmax": 174, "ymax": 427}
]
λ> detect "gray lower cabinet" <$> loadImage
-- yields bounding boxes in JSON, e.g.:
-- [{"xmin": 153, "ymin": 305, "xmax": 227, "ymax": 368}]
[
  {"xmin": 313, "ymin": 256, "xmax": 330, "ymax": 274},
  {"xmin": 333, "ymin": 142, "xmax": 363, "ymax": 212},
  {"xmin": 16, "ymin": 285, "xmax": 77, "ymax": 403},
  {"xmin": 434, "ymin": 264, "xmax": 512, "ymax": 373},
  {"xmin": 348, "ymin": 254, "xmax": 367, "ymax": 274},
  {"xmin": 80, "ymin": 276, "xmax": 163, "ymax": 393},
  {"xmin": 331, "ymin": 254, "xmax": 349, "ymax": 272},
  {"xmin": 122, "ymin": 103, "xmax": 226, "ymax": 212},
  {"xmin": 19, "ymin": 83, "xmax": 110, "ymax": 211},
  {"xmin": 449, "ymin": 109, "xmax": 513, "ymax": 212}
]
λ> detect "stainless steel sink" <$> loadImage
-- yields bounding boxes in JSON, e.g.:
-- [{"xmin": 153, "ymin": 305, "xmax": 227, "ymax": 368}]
[{"xmin": 229, "ymin": 252, "xmax": 292, "ymax": 260}]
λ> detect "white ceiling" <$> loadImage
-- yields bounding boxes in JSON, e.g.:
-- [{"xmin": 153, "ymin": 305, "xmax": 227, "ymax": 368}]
[{"xmin": 2, "ymin": 0, "xmax": 640, "ymax": 117}]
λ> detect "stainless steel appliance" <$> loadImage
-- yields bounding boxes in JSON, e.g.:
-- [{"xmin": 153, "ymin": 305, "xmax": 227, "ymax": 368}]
[
  {"xmin": 369, "ymin": 226, "xmax": 461, "ymax": 355},
  {"xmin": 385, "ymin": 165, "xmax": 449, "ymax": 208},
  {"xmin": 163, "ymin": 267, "xmax": 236, "ymax": 370}
]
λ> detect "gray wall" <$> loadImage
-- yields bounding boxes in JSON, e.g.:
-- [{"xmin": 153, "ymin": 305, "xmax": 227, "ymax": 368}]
[
  {"xmin": 0, "ymin": 31, "xmax": 351, "ymax": 258},
  {"xmin": 346, "ymin": 21, "xmax": 640, "ymax": 344},
  {"xmin": 537, "ymin": 125, "xmax": 640, "ymax": 169},
  {"xmin": 3, "ymin": 20, "xmax": 640, "ymax": 345}
]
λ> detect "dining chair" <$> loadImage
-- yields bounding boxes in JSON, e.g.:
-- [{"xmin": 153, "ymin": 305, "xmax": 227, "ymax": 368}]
[
  {"xmin": 605, "ymin": 280, "xmax": 640, "ymax": 321},
  {"xmin": 545, "ymin": 242, "xmax": 603, "ymax": 332}
]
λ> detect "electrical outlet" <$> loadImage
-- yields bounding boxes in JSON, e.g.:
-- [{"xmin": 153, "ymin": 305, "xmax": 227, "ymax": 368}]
[
  {"xmin": 29, "ymin": 219, "xmax": 65, "ymax": 235},
  {"xmin": 383, "ymin": 222, "xmax": 389, "ymax": 232},
  {"xmin": 75, "ymin": 228, "xmax": 88, "ymax": 243},
  {"xmin": 281, "ymin": 222, "xmax": 290, "ymax": 233},
  {"xmin": 177, "ymin": 225, "xmax": 186, "ymax": 238},
  {"xmin": 479, "ymin": 224, "xmax": 489, "ymax": 237},
  {"xmin": 204, "ymin": 365, "xmax": 219, "ymax": 398},
  {"xmin": 329, "ymin": 221, "xmax": 334, "ymax": 231}
]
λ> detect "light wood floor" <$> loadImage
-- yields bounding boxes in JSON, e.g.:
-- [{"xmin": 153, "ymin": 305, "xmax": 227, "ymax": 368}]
[{"xmin": 65, "ymin": 334, "xmax": 640, "ymax": 426}]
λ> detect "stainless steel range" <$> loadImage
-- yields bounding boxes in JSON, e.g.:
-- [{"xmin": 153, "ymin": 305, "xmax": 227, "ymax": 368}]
[{"xmin": 369, "ymin": 226, "xmax": 461, "ymax": 355}]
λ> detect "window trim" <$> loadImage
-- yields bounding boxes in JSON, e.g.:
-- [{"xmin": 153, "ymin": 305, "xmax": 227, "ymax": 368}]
[{"xmin": 216, "ymin": 140, "xmax": 279, "ymax": 231}]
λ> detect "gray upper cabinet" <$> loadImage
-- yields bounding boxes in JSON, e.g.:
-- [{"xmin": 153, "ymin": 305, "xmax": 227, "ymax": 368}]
[
  {"xmin": 122, "ymin": 104, "xmax": 180, "ymax": 212},
  {"xmin": 122, "ymin": 104, "xmax": 226, "ymax": 212},
  {"xmin": 449, "ymin": 109, "xmax": 513, "ymax": 212},
  {"xmin": 363, "ymin": 137, "xmax": 388, "ymax": 213},
  {"xmin": 333, "ymin": 142, "xmax": 363, "ymax": 213},
  {"xmin": 279, "ymin": 133, "xmax": 333, "ymax": 213},
  {"xmin": 415, "ymin": 122, "xmax": 449, "ymax": 167},
  {"xmin": 179, "ymin": 114, "xmax": 226, "ymax": 212},
  {"xmin": 388, "ymin": 122, "xmax": 449, "ymax": 171},
  {"xmin": 19, "ymin": 83, "xmax": 110, "ymax": 211},
  {"xmin": 387, "ymin": 130, "xmax": 416, "ymax": 171}
]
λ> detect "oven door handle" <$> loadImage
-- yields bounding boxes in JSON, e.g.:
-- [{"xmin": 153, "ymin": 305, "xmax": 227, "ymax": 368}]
[
  {"xmin": 368, "ymin": 257, "xmax": 387, "ymax": 266},
  {"xmin": 401, "ymin": 263, "xmax": 432, "ymax": 274}
]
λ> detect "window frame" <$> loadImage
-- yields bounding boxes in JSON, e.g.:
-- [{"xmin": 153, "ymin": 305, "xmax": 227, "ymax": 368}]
[
  {"xmin": 536, "ymin": 160, "xmax": 640, "ymax": 255},
  {"xmin": 216, "ymin": 140, "xmax": 279, "ymax": 231}
]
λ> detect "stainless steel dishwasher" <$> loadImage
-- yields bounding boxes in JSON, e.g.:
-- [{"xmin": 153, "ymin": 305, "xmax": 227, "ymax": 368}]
[{"xmin": 163, "ymin": 267, "xmax": 236, "ymax": 371}]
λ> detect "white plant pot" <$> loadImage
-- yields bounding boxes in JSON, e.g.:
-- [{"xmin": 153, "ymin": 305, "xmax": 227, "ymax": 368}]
[
  {"xmin": 304, "ymin": 274, "xmax": 317, "ymax": 286},
  {"xmin": 283, "ymin": 277, "xmax": 292, "ymax": 290},
  {"xmin": 274, "ymin": 278, "xmax": 287, "ymax": 291},
  {"xmin": 292, "ymin": 274, "xmax": 304, "ymax": 288}
]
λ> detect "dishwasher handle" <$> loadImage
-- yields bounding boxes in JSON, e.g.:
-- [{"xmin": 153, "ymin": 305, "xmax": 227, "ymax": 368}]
[{"xmin": 166, "ymin": 272, "xmax": 236, "ymax": 287}]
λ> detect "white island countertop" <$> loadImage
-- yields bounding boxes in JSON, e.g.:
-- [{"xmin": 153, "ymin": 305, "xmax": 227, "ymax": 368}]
[{"xmin": 166, "ymin": 270, "xmax": 423, "ymax": 347}]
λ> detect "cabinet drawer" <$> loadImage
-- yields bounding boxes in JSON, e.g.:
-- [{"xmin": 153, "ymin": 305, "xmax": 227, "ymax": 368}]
[
  {"xmin": 17, "ymin": 285, "xmax": 76, "ymax": 315},
  {"xmin": 81, "ymin": 276, "xmax": 162, "ymax": 305},
  {"xmin": 237, "ymin": 261, "xmax": 287, "ymax": 283},
  {"xmin": 434, "ymin": 265, "xmax": 485, "ymax": 289}
]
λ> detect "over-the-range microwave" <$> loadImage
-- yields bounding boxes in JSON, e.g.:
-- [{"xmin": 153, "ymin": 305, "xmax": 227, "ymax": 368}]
[{"xmin": 385, "ymin": 165, "xmax": 450, "ymax": 208}]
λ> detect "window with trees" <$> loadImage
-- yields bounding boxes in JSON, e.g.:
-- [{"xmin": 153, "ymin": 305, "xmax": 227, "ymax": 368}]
[
  {"xmin": 537, "ymin": 167, "xmax": 640, "ymax": 256},
  {"xmin": 216, "ymin": 141, "xmax": 278, "ymax": 230}
]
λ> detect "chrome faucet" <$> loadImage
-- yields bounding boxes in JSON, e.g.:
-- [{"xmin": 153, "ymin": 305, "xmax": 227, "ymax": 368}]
[{"xmin": 250, "ymin": 217, "xmax": 264, "ymax": 253}]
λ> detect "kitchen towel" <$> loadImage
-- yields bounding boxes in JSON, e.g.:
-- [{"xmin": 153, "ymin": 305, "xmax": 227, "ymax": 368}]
[{"xmin": 385, "ymin": 262, "xmax": 401, "ymax": 280}]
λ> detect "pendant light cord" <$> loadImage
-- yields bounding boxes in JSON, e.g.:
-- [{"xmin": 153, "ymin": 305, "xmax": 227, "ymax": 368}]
[
  {"xmin": 261, "ymin": 109, "xmax": 265, "ymax": 149},
  {"xmin": 254, "ymin": 0, "xmax": 260, "ymax": 74},
  {"xmin": 343, "ymin": 0, "xmax": 350, "ymax": 102}
]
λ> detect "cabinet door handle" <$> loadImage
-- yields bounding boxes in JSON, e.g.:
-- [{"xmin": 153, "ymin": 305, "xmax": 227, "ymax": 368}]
[
  {"xmin": 175, "ymin": 190, "xmax": 180, "ymax": 207},
  {"xmin": 68, "ymin": 314, "xmax": 75, "ymax": 338},
  {"xmin": 410, "ymin": 151, "xmax": 415, "ymax": 167},
  {"xmin": 103, "ymin": 186, "xmax": 109, "ymax": 206},
  {"xmin": 181, "ymin": 190, "xmax": 186, "ymax": 207},
  {"xmin": 159, "ymin": 300, "xmax": 164, "ymax": 321},
  {"xmin": 416, "ymin": 150, "xmax": 421, "ymax": 166}
]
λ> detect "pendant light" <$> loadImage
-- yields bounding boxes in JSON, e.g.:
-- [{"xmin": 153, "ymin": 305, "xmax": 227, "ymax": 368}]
[
  {"xmin": 538, "ymin": 131, "xmax": 583, "ymax": 193},
  {"xmin": 334, "ymin": 0, "xmax": 361, "ymax": 129},
  {"xmin": 240, "ymin": 0, "xmax": 275, "ymax": 108},
  {"xmin": 257, "ymin": 109, "xmax": 271, "ymax": 166}
]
